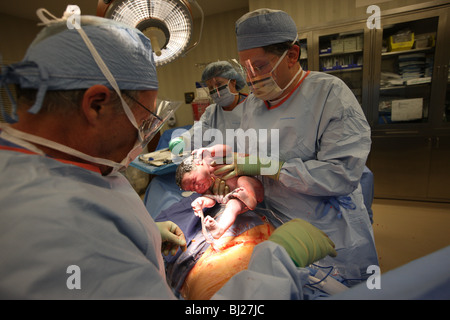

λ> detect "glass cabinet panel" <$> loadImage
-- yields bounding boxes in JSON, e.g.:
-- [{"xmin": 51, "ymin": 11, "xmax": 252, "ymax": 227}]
[
  {"xmin": 318, "ymin": 30, "xmax": 364, "ymax": 106},
  {"xmin": 299, "ymin": 37, "xmax": 308, "ymax": 71},
  {"xmin": 377, "ymin": 17, "xmax": 438, "ymax": 125}
]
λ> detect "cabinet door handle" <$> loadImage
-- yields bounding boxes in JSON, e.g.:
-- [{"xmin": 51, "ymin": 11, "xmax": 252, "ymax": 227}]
[{"xmin": 435, "ymin": 136, "xmax": 440, "ymax": 149}]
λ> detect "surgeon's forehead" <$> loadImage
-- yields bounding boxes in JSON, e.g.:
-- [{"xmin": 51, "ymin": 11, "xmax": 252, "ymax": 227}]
[
  {"xmin": 206, "ymin": 77, "xmax": 228, "ymax": 87},
  {"xmin": 238, "ymin": 48, "xmax": 270, "ymax": 65}
]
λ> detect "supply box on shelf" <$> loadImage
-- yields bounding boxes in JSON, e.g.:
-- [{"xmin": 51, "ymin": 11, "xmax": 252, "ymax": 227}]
[
  {"xmin": 389, "ymin": 32, "xmax": 415, "ymax": 52},
  {"xmin": 329, "ymin": 35, "xmax": 363, "ymax": 54}
]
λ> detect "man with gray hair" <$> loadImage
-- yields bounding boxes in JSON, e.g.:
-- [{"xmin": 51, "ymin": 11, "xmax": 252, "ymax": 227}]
[{"xmin": 0, "ymin": 8, "xmax": 184, "ymax": 299}]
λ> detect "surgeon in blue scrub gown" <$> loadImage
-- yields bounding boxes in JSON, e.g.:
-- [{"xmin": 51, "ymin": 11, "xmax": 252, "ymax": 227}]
[
  {"xmin": 169, "ymin": 61, "xmax": 247, "ymax": 154},
  {"xmin": 0, "ymin": 7, "xmax": 337, "ymax": 299},
  {"xmin": 216, "ymin": 8, "xmax": 379, "ymax": 283}
]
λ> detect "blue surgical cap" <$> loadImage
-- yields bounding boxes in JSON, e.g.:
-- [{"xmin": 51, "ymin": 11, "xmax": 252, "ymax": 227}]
[
  {"xmin": 201, "ymin": 61, "xmax": 246, "ymax": 91},
  {"xmin": 0, "ymin": 15, "xmax": 157, "ymax": 118},
  {"xmin": 235, "ymin": 9, "xmax": 298, "ymax": 51}
]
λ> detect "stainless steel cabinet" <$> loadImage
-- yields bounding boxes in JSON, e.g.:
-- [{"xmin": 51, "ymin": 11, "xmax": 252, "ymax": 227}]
[{"xmin": 302, "ymin": 3, "xmax": 450, "ymax": 202}]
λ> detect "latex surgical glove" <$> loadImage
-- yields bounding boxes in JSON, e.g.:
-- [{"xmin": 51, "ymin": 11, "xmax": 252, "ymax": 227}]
[
  {"xmin": 168, "ymin": 137, "xmax": 185, "ymax": 155},
  {"xmin": 156, "ymin": 221, "xmax": 187, "ymax": 256},
  {"xmin": 213, "ymin": 154, "xmax": 284, "ymax": 180},
  {"xmin": 211, "ymin": 177, "xmax": 230, "ymax": 196},
  {"xmin": 269, "ymin": 219, "xmax": 337, "ymax": 268}
]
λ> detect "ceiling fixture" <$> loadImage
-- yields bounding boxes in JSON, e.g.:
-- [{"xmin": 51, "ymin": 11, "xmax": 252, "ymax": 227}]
[{"xmin": 97, "ymin": 0, "xmax": 204, "ymax": 66}]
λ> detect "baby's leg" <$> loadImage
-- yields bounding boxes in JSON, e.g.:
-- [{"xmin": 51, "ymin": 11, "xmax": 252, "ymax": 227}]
[
  {"xmin": 228, "ymin": 176, "xmax": 264, "ymax": 211},
  {"xmin": 204, "ymin": 199, "xmax": 245, "ymax": 239}
]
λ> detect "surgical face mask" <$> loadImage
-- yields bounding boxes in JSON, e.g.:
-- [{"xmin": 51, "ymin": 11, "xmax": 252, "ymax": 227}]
[
  {"xmin": 245, "ymin": 40, "xmax": 302, "ymax": 101},
  {"xmin": 209, "ymin": 80, "xmax": 237, "ymax": 107}
]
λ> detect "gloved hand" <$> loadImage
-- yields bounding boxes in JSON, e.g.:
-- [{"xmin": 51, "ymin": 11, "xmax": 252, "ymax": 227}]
[
  {"xmin": 213, "ymin": 154, "xmax": 284, "ymax": 180},
  {"xmin": 211, "ymin": 177, "xmax": 230, "ymax": 196},
  {"xmin": 168, "ymin": 137, "xmax": 185, "ymax": 155},
  {"xmin": 269, "ymin": 219, "xmax": 337, "ymax": 268},
  {"xmin": 156, "ymin": 221, "xmax": 187, "ymax": 256}
]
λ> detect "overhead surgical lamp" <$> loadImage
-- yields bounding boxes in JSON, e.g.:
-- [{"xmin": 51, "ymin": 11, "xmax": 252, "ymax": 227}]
[{"xmin": 97, "ymin": 0, "xmax": 204, "ymax": 66}]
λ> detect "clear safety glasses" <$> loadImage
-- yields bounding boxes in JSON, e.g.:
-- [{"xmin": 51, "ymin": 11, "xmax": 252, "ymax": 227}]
[
  {"xmin": 122, "ymin": 92, "xmax": 164, "ymax": 146},
  {"xmin": 209, "ymin": 84, "xmax": 228, "ymax": 96},
  {"xmin": 243, "ymin": 59, "xmax": 275, "ymax": 79},
  {"xmin": 241, "ymin": 37, "xmax": 298, "ymax": 84}
]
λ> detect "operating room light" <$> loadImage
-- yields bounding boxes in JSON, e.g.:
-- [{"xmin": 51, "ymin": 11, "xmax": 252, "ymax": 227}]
[{"xmin": 98, "ymin": 0, "xmax": 203, "ymax": 66}]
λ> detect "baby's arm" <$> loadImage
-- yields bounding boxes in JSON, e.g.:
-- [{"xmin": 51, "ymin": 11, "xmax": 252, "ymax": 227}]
[{"xmin": 191, "ymin": 196, "xmax": 216, "ymax": 217}]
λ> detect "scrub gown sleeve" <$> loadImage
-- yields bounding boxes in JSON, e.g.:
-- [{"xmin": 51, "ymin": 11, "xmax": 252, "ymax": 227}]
[{"xmin": 280, "ymin": 84, "xmax": 371, "ymax": 197}]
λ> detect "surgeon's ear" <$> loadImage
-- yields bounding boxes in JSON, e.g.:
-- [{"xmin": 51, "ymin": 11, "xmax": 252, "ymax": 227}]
[
  {"xmin": 287, "ymin": 45, "xmax": 300, "ymax": 67},
  {"xmin": 81, "ymin": 85, "xmax": 112, "ymax": 125}
]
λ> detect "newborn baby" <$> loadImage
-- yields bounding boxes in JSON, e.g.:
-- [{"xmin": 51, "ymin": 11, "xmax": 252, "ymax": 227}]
[{"xmin": 175, "ymin": 147, "xmax": 264, "ymax": 240}]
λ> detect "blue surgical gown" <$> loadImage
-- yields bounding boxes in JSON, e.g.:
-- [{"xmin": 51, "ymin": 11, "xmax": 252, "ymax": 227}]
[
  {"xmin": 238, "ymin": 71, "xmax": 379, "ymax": 281},
  {"xmin": 184, "ymin": 93, "xmax": 247, "ymax": 150},
  {"xmin": 0, "ymin": 143, "xmax": 174, "ymax": 299}
]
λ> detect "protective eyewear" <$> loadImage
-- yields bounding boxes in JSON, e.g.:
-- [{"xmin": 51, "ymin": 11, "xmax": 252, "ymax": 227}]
[
  {"xmin": 209, "ymin": 83, "xmax": 229, "ymax": 97},
  {"xmin": 123, "ymin": 92, "xmax": 163, "ymax": 145}
]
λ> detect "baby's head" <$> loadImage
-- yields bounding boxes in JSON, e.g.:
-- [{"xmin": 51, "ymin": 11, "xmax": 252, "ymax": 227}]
[
  {"xmin": 176, "ymin": 155, "xmax": 213, "ymax": 194},
  {"xmin": 175, "ymin": 155, "xmax": 195, "ymax": 189}
]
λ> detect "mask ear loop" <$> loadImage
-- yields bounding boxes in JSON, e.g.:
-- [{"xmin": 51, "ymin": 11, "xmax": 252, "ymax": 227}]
[{"xmin": 36, "ymin": 8, "xmax": 61, "ymax": 25}]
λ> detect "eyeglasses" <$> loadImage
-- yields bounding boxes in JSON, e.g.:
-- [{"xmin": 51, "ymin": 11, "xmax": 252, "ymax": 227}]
[
  {"xmin": 123, "ymin": 92, "xmax": 162, "ymax": 122},
  {"xmin": 122, "ymin": 92, "xmax": 163, "ymax": 144},
  {"xmin": 245, "ymin": 61, "xmax": 272, "ymax": 77},
  {"xmin": 209, "ymin": 84, "xmax": 228, "ymax": 96},
  {"xmin": 242, "ymin": 55, "xmax": 282, "ymax": 78}
]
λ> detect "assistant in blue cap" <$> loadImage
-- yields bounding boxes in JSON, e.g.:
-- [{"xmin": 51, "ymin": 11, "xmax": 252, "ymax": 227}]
[
  {"xmin": 201, "ymin": 61, "xmax": 246, "ymax": 91},
  {"xmin": 168, "ymin": 60, "xmax": 248, "ymax": 156},
  {"xmin": 235, "ymin": 8, "xmax": 298, "ymax": 51}
]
